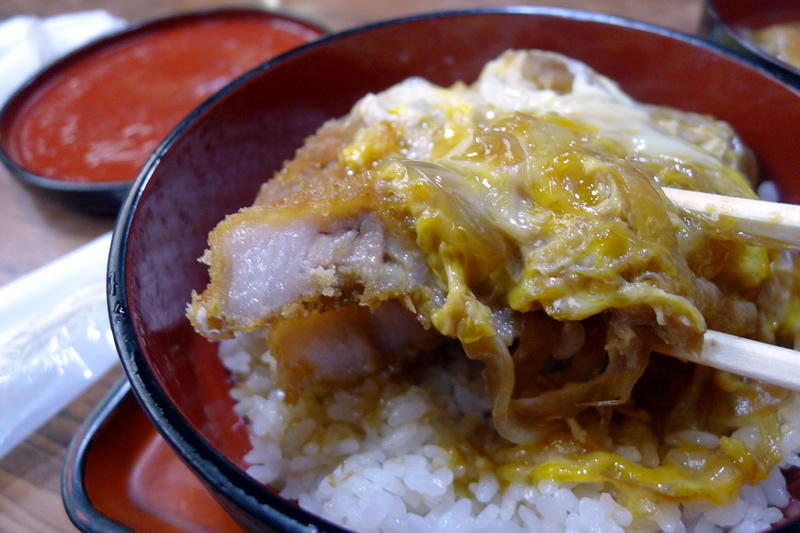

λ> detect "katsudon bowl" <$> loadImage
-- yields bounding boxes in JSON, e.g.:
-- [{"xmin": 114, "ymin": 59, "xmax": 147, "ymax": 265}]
[{"xmin": 107, "ymin": 7, "xmax": 800, "ymax": 532}]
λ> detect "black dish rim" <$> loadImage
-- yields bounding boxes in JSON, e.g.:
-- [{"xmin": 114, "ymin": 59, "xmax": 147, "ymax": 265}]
[
  {"xmin": 703, "ymin": 0, "xmax": 800, "ymax": 80},
  {"xmin": 107, "ymin": 6, "xmax": 800, "ymax": 533},
  {"xmin": 0, "ymin": 6, "xmax": 327, "ymax": 216},
  {"xmin": 62, "ymin": 376, "xmax": 133, "ymax": 532}
]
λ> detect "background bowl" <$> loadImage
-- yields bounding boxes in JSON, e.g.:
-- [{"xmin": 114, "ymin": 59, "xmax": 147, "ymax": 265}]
[
  {"xmin": 108, "ymin": 7, "xmax": 800, "ymax": 532},
  {"xmin": 703, "ymin": 0, "xmax": 800, "ymax": 79},
  {"xmin": 0, "ymin": 8, "xmax": 324, "ymax": 216}
]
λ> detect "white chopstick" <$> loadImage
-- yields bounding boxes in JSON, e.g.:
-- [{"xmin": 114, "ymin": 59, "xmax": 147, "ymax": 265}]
[
  {"xmin": 659, "ymin": 189, "xmax": 800, "ymax": 388},
  {"xmin": 663, "ymin": 188, "xmax": 800, "ymax": 251},
  {"xmin": 663, "ymin": 330, "xmax": 800, "ymax": 391}
]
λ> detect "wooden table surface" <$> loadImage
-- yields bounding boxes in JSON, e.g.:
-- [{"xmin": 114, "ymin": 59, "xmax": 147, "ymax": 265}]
[{"xmin": 0, "ymin": 0, "xmax": 704, "ymax": 531}]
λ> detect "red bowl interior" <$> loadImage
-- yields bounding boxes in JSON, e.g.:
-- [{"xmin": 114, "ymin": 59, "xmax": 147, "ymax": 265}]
[
  {"xmin": 111, "ymin": 8, "xmax": 800, "ymax": 530},
  {"xmin": 708, "ymin": 0, "xmax": 800, "ymax": 31},
  {"xmin": 81, "ymin": 383, "xmax": 244, "ymax": 532}
]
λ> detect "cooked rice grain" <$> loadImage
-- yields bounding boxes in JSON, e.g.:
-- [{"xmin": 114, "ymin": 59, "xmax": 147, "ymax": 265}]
[{"xmin": 220, "ymin": 335, "xmax": 797, "ymax": 533}]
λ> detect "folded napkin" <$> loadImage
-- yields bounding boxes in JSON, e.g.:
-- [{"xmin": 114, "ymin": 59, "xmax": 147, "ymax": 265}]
[{"xmin": 0, "ymin": 10, "xmax": 126, "ymax": 105}]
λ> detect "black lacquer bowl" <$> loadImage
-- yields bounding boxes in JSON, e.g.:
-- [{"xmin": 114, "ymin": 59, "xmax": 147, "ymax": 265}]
[{"xmin": 106, "ymin": 8, "xmax": 800, "ymax": 532}]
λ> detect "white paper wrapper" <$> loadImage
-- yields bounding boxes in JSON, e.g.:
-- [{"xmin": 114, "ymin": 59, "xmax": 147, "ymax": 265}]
[
  {"xmin": 0, "ymin": 233, "xmax": 118, "ymax": 459},
  {"xmin": 0, "ymin": 10, "xmax": 127, "ymax": 105}
]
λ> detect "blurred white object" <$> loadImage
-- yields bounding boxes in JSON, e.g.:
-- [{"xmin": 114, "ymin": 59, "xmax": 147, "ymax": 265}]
[
  {"xmin": 0, "ymin": 10, "xmax": 127, "ymax": 105},
  {"xmin": 0, "ymin": 232, "xmax": 117, "ymax": 459}
]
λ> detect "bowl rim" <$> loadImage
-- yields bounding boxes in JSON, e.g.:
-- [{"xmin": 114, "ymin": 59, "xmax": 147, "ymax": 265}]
[
  {"xmin": 108, "ymin": 6, "xmax": 800, "ymax": 532},
  {"xmin": 62, "ymin": 376, "xmax": 132, "ymax": 532},
  {"xmin": 0, "ymin": 6, "xmax": 328, "ymax": 197},
  {"xmin": 703, "ymin": 0, "xmax": 800, "ymax": 78}
]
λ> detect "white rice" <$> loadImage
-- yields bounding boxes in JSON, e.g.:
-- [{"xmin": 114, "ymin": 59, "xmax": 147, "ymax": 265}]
[
  {"xmin": 757, "ymin": 181, "xmax": 779, "ymax": 203},
  {"xmin": 219, "ymin": 336, "xmax": 799, "ymax": 533}
]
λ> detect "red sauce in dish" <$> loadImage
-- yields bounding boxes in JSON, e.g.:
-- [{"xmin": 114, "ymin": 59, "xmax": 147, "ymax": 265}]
[{"xmin": 4, "ymin": 14, "xmax": 321, "ymax": 183}]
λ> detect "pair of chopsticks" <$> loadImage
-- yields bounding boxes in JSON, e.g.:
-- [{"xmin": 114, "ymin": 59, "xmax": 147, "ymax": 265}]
[{"xmin": 663, "ymin": 188, "xmax": 800, "ymax": 390}]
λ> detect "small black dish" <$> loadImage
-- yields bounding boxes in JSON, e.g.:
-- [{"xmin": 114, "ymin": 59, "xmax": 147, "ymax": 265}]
[
  {"xmin": 703, "ymin": 0, "xmax": 800, "ymax": 80},
  {"xmin": 0, "ymin": 8, "xmax": 325, "ymax": 217},
  {"xmin": 62, "ymin": 375, "xmax": 245, "ymax": 532},
  {"xmin": 0, "ymin": 166, "xmax": 133, "ymax": 216},
  {"xmin": 63, "ymin": 376, "xmax": 135, "ymax": 532}
]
